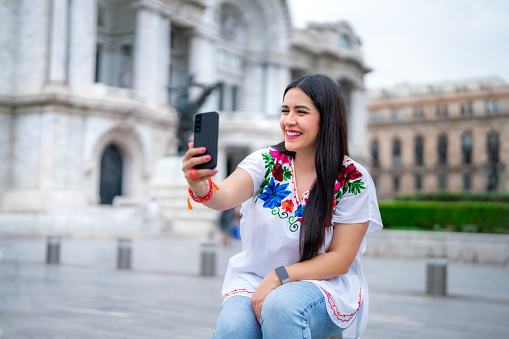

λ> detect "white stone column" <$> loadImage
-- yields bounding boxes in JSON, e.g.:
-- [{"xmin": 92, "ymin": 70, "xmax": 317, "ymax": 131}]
[
  {"xmin": 241, "ymin": 57, "xmax": 264, "ymax": 112},
  {"xmin": 133, "ymin": 1, "xmax": 171, "ymax": 108},
  {"xmin": 46, "ymin": 0, "xmax": 70, "ymax": 85},
  {"xmin": 68, "ymin": 0, "xmax": 97, "ymax": 93},
  {"xmin": 188, "ymin": 32, "xmax": 218, "ymax": 112},
  {"xmin": 348, "ymin": 84, "xmax": 369, "ymax": 165},
  {"xmin": 263, "ymin": 61, "xmax": 290, "ymax": 116}
]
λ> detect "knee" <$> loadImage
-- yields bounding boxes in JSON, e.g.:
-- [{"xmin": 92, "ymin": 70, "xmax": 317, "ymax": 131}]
[{"xmin": 261, "ymin": 284, "xmax": 301, "ymax": 322}]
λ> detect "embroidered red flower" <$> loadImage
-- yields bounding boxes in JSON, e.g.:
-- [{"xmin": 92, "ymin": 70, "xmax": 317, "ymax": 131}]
[
  {"xmin": 272, "ymin": 163, "xmax": 284, "ymax": 181},
  {"xmin": 337, "ymin": 163, "xmax": 362, "ymax": 188},
  {"xmin": 281, "ymin": 199, "xmax": 294, "ymax": 212}
]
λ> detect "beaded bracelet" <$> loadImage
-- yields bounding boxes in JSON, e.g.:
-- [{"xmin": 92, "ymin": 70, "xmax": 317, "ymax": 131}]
[{"xmin": 187, "ymin": 178, "xmax": 220, "ymax": 210}]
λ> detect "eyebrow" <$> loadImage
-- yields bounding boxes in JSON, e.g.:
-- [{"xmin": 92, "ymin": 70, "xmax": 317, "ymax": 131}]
[{"xmin": 281, "ymin": 105, "xmax": 311, "ymax": 110}]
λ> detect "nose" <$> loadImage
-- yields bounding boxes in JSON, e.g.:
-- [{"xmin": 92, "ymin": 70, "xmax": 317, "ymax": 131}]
[{"xmin": 283, "ymin": 111, "xmax": 297, "ymax": 127}]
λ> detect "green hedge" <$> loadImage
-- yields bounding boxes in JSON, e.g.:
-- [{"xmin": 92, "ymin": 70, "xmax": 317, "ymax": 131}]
[
  {"xmin": 394, "ymin": 191, "xmax": 509, "ymax": 203},
  {"xmin": 378, "ymin": 201, "xmax": 509, "ymax": 234}
]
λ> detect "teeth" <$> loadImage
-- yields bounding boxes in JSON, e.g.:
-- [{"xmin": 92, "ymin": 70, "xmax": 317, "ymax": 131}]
[{"xmin": 287, "ymin": 131, "xmax": 302, "ymax": 136}]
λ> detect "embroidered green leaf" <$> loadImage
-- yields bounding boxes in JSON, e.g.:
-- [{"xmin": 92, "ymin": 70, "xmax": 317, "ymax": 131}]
[
  {"xmin": 348, "ymin": 179, "xmax": 366, "ymax": 195},
  {"xmin": 283, "ymin": 167, "xmax": 292, "ymax": 181},
  {"xmin": 255, "ymin": 177, "xmax": 272, "ymax": 202}
]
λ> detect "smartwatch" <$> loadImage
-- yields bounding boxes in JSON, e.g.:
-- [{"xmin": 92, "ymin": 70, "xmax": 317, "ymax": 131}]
[{"xmin": 275, "ymin": 266, "xmax": 290, "ymax": 284}]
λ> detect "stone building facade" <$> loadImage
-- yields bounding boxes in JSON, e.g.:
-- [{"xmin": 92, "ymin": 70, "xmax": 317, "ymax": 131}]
[
  {"xmin": 367, "ymin": 76, "xmax": 509, "ymax": 200},
  {"xmin": 0, "ymin": 0, "xmax": 370, "ymax": 235}
]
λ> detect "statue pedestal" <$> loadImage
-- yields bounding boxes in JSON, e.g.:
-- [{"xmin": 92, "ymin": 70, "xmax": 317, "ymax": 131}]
[{"xmin": 150, "ymin": 155, "xmax": 219, "ymax": 236}]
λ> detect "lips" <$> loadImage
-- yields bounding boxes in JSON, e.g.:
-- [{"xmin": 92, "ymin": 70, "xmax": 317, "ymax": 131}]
[{"xmin": 286, "ymin": 130, "xmax": 302, "ymax": 139}]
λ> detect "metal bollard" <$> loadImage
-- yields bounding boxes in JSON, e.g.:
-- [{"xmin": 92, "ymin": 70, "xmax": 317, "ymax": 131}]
[
  {"xmin": 200, "ymin": 242, "xmax": 217, "ymax": 276},
  {"xmin": 117, "ymin": 238, "xmax": 132, "ymax": 270},
  {"xmin": 426, "ymin": 255, "xmax": 447, "ymax": 296},
  {"xmin": 46, "ymin": 236, "xmax": 61, "ymax": 264}
]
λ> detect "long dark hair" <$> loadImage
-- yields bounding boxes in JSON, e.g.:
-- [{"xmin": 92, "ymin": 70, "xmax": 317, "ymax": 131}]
[{"xmin": 274, "ymin": 74, "xmax": 349, "ymax": 262}]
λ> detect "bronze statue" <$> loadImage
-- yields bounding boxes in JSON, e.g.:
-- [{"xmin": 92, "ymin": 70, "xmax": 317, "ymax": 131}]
[{"xmin": 168, "ymin": 75, "xmax": 220, "ymax": 153}]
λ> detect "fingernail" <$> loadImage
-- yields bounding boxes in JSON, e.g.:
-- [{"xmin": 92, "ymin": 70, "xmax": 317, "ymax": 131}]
[
  {"xmin": 201, "ymin": 147, "xmax": 206, "ymax": 152},
  {"xmin": 205, "ymin": 155, "xmax": 211, "ymax": 161}
]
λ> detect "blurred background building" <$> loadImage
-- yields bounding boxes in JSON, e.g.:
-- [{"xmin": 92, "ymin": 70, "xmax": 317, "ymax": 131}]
[
  {"xmin": 0, "ymin": 0, "xmax": 370, "ymax": 235},
  {"xmin": 367, "ymin": 76, "xmax": 509, "ymax": 199}
]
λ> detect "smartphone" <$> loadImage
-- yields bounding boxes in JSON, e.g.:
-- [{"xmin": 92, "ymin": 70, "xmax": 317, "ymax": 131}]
[{"xmin": 193, "ymin": 111, "xmax": 219, "ymax": 169}]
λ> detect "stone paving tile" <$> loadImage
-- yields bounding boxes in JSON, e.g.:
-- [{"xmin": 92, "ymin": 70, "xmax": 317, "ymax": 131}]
[{"xmin": 1, "ymin": 236, "xmax": 509, "ymax": 338}]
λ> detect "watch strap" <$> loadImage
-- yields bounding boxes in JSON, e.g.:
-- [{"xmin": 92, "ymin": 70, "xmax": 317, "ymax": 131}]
[{"xmin": 275, "ymin": 266, "xmax": 290, "ymax": 284}]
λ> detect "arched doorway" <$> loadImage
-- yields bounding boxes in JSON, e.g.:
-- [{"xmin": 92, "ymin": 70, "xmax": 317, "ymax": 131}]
[{"xmin": 100, "ymin": 144, "xmax": 123, "ymax": 204}]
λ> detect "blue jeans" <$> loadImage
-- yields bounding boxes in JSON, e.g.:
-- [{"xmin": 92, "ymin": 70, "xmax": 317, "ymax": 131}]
[{"xmin": 212, "ymin": 281, "xmax": 346, "ymax": 339}]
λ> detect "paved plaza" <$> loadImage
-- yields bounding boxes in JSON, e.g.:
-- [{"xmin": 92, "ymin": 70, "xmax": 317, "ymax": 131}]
[{"xmin": 1, "ymin": 235, "xmax": 508, "ymax": 338}]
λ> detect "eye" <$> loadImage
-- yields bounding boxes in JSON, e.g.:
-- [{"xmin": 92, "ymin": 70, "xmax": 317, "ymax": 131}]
[
  {"xmin": 297, "ymin": 110, "xmax": 308, "ymax": 114},
  {"xmin": 281, "ymin": 109, "xmax": 289, "ymax": 115}
]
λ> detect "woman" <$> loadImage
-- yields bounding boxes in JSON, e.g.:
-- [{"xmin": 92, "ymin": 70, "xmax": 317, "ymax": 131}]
[{"xmin": 182, "ymin": 74, "xmax": 382, "ymax": 339}]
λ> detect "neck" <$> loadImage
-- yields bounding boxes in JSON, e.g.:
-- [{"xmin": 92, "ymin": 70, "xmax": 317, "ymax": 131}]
[{"xmin": 294, "ymin": 151, "xmax": 316, "ymax": 174}]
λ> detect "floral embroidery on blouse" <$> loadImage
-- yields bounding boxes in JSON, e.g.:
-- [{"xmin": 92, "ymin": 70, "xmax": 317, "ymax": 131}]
[{"xmin": 255, "ymin": 149, "xmax": 367, "ymax": 232}]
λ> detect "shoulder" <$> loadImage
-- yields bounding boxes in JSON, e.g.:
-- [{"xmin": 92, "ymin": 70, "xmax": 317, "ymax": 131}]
[{"xmin": 335, "ymin": 157, "xmax": 373, "ymax": 199}]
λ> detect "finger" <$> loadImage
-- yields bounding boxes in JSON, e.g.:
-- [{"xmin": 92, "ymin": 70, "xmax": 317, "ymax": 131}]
[
  {"xmin": 186, "ymin": 168, "xmax": 218, "ymax": 182},
  {"xmin": 182, "ymin": 148, "xmax": 208, "ymax": 168},
  {"xmin": 182, "ymin": 147, "xmax": 207, "ymax": 163},
  {"xmin": 183, "ymin": 154, "xmax": 212, "ymax": 172}
]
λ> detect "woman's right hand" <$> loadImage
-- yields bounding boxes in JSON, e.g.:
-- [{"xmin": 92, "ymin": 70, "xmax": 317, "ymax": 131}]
[{"xmin": 182, "ymin": 142, "xmax": 218, "ymax": 197}]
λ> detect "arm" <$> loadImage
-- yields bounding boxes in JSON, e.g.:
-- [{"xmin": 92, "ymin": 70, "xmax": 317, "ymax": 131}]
[
  {"xmin": 251, "ymin": 221, "xmax": 369, "ymax": 319},
  {"xmin": 182, "ymin": 142, "xmax": 254, "ymax": 211}
]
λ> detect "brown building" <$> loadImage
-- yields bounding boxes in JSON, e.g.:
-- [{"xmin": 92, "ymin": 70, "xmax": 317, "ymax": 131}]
[{"xmin": 367, "ymin": 76, "xmax": 509, "ymax": 199}]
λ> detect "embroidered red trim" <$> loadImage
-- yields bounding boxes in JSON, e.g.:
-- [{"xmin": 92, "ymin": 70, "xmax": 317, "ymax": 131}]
[
  {"xmin": 324, "ymin": 287, "xmax": 362, "ymax": 322},
  {"xmin": 222, "ymin": 288, "xmax": 254, "ymax": 302}
]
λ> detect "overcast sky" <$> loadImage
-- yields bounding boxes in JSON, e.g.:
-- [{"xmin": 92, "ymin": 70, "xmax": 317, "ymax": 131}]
[{"xmin": 289, "ymin": 0, "xmax": 509, "ymax": 89}]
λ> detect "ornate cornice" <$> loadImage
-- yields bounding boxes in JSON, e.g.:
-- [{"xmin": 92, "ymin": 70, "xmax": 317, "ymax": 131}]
[{"xmin": 131, "ymin": 0, "xmax": 173, "ymax": 18}]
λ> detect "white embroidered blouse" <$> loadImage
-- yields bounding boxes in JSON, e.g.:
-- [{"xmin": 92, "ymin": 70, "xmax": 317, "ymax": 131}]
[{"xmin": 221, "ymin": 147, "xmax": 383, "ymax": 339}]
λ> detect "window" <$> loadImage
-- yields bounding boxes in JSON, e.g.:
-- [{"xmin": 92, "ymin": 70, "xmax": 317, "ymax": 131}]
[
  {"xmin": 438, "ymin": 174, "xmax": 447, "ymax": 190},
  {"xmin": 415, "ymin": 175, "xmax": 423, "ymax": 191},
  {"xmin": 232, "ymin": 85, "xmax": 238, "ymax": 111},
  {"xmin": 414, "ymin": 136, "xmax": 424, "ymax": 166},
  {"xmin": 94, "ymin": 44, "xmax": 102, "ymax": 83},
  {"xmin": 371, "ymin": 139, "xmax": 380, "ymax": 168},
  {"xmin": 437, "ymin": 134, "xmax": 447, "ymax": 166},
  {"xmin": 461, "ymin": 101, "xmax": 474, "ymax": 116},
  {"xmin": 118, "ymin": 45, "xmax": 133, "ymax": 88},
  {"xmin": 487, "ymin": 131, "xmax": 499, "ymax": 164},
  {"xmin": 463, "ymin": 174, "xmax": 471, "ymax": 191},
  {"xmin": 97, "ymin": 4, "xmax": 106, "ymax": 26},
  {"xmin": 486, "ymin": 100, "xmax": 493, "ymax": 114},
  {"xmin": 371, "ymin": 110, "xmax": 383, "ymax": 123},
  {"xmin": 413, "ymin": 106, "xmax": 424, "ymax": 118},
  {"xmin": 467, "ymin": 101, "xmax": 473, "ymax": 115},
  {"xmin": 393, "ymin": 138, "xmax": 401, "ymax": 167},
  {"xmin": 393, "ymin": 176, "xmax": 400, "ymax": 193},
  {"xmin": 436, "ymin": 104, "xmax": 448, "ymax": 117},
  {"xmin": 443, "ymin": 104, "xmax": 448, "ymax": 116},
  {"xmin": 487, "ymin": 131, "xmax": 499, "ymax": 191},
  {"xmin": 339, "ymin": 33, "xmax": 352, "ymax": 49},
  {"xmin": 494, "ymin": 100, "xmax": 500, "ymax": 113},
  {"xmin": 461, "ymin": 132, "xmax": 473, "ymax": 165}
]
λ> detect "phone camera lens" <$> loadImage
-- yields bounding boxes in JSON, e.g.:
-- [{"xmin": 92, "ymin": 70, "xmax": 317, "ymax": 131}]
[
  {"xmin": 195, "ymin": 127, "xmax": 200, "ymax": 132},
  {"xmin": 195, "ymin": 115, "xmax": 202, "ymax": 121}
]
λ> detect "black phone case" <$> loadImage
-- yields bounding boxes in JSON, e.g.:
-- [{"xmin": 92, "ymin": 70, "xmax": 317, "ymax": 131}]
[{"xmin": 193, "ymin": 111, "xmax": 219, "ymax": 169}]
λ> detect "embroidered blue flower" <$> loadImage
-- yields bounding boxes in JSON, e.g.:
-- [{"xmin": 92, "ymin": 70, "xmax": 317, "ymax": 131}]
[
  {"xmin": 259, "ymin": 177, "xmax": 291, "ymax": 209},
  {"xmin": 295, "ymin": 203, "xmax": 305, "ymax": 218}
]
